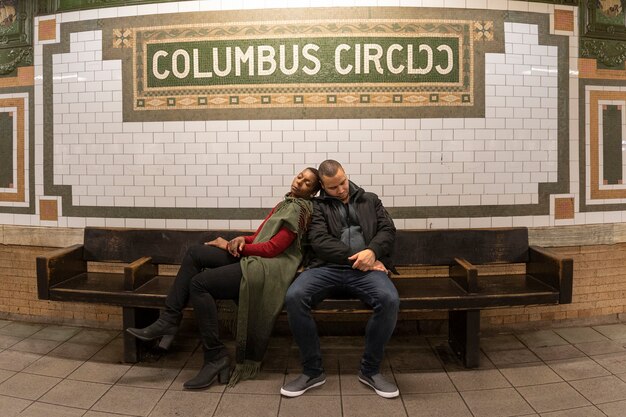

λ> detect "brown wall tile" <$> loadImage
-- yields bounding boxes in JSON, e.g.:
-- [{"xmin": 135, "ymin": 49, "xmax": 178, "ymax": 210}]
[
  {"xmin": 38, "ymin": 18, "xmax": 56, "ymax": 42},
  {"xmin": 554, "ymin": 198, "xmax": 575, "ymax": 220},
  {"xmin": 0, "ymin": 67, "xmax": 35, "ymax": 88},
  {"xmin": 554, "ymin": 9, "xmax": 574, "ymax": 32},
  {"xmin": 580, "ymin": 58, "xmax": 626, "ymax": 80},
  {"xmin": 39, "ymin": 200, "xmax": 58, "ymax": 222}
]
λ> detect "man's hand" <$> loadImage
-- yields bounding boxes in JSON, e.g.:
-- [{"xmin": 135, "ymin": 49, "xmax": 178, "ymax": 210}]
[
  {"xmin": 369, "ymin": 260, "xmax": 388, "ymax": 274},
  {"xmin": 227, "ymin": 236, "xmax": 246, "ymax": 257},
  {"xmin": 348, "ymin": 249, "xmax": 376, "ymax": 271},
  {"xmin": 205, "ymin": 237, "xmax": 228, "ymax": 251}
]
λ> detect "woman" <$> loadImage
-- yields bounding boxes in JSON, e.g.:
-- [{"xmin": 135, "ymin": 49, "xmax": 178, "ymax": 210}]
[{"xmin": 127, "ymin": 168, "xmax": 321, "ymax": 389}]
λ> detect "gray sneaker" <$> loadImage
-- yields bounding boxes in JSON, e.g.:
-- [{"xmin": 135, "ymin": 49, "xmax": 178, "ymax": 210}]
[
  {"xmin": 280, "ymin": 373, "xmax": 326, "ymax": 397},
  {"xmin": 358, "ymin": 371, "xmax": 399, "ymax": 398}
]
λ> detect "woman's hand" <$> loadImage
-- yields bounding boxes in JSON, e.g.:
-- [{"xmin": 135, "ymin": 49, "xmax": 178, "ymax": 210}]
[
  {"xmin": 227, "ymin": 236, "xmax": 246, "ymax": 257},
  {"xmin": 204, "ymin": 237, "xmax": 228, "ymax": 251}
]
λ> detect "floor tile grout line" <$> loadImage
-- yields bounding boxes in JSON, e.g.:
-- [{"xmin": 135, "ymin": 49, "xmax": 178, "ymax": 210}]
[
  {"xmin": 564, "ymin": 373, "xmax": 620, "ymax": 413},
  {"xmin": 210, "ymin": 385, "xmax": 226, "ymax": 417},
  {"xmin": 593, "ymin": 397, "xmax": 626, "ymax": 416},
  {"xmin": 390, "ymin": 364, "xmax": 411, "ymax": 417},
  {"xmin": 76, "ymin": 370, "xmax": 119, "ymax": 415},
  {"xmin": 518, "ymin": 330, "xmax": 602, "ymax": 414},
  {"xmin": 146, "ymin": 382, "xmax": 170, "ymax": 416},
  {"xmin": 507, "ymin": 372, "xmax": 542, "ymax": 416},
  {"xmin": 17, "ymin": 354, "xmax": 87, "ymax": 378},
  {"xmin": 473, "ymin": 333, "xmax": 541, "ymax": 415},
  {"xmin": 27, "ymin": 397, "xmax": 101, "ymax": 415},
  {"xmin": 275, "ymin": 371, "xmax": 286, "ymax": 417},
  {"xmin": 588, "ymin": 346, "xmax": 626, "ymax": 377},
  {"xmin": 480, "ymin": 335, "xmax": 540, "ymax": 415},
  {"xmin": 71, "ymin": 330, "xmax": 139, "ymax": 415},
  {"xmin": 522, "ymin": 330, "xmax": 620, "ymax": 415}
]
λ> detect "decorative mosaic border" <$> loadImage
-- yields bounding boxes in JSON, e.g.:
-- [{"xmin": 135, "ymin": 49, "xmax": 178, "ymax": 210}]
[
  {"xmin": 49, "ymin": 0, "xmax": 577, "ymax": 14},
  {"xmin": 0, "ymin": 87, "xmax": 35, "ymax": 214},
  {"xmin": 579, "ymin": 81, "xmax": 626, "ymax": 212},
  {"xmin": 579, "ymin": 58, "xmax": 626, "ymax": 80},
  {"xmin": 0, "ymin": 98, "xmax": 25, "ymax": 204},
  {"xmin": 588, "ymin": 90, "xmax": 626, "ymax": 200},
  {"xmin": 41, "ymin": 9, "xmax": 570, "ymax": 219}
]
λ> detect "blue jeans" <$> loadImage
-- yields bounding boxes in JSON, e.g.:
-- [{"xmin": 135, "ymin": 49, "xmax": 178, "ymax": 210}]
[{"xmin": 285, "ymin": 265, "xmax": 399, "ymax": 377}]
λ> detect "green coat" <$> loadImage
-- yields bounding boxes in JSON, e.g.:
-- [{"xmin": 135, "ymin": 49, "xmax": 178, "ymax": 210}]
[{"xmin": 229, "ymin": 196, "xmax": 312, "ymax": 385}]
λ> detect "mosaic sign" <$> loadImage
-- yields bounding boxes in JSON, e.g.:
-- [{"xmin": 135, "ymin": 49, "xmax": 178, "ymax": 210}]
[
  {"xmin": 101, "ymin": 11, "xmax": 499, "ymax": 119},
  {"xmin": 146, "ymin": 38, "xmax": 460, "ymax": 87}
]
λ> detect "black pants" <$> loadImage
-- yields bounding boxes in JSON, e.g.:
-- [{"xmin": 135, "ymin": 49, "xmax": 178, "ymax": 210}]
[{"xmin": 162, "ymin": 244, "xmax": 242, "ymax": 360}]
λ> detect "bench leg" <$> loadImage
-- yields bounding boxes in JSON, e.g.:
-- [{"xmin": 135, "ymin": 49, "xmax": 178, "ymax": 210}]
[
  {"xmin": 448, "ymin": 309, "xmax": 480, "ymax": 368},
  {"xmin": 122, "ymin": 307, "xmax": 159, "ymax": 363}
]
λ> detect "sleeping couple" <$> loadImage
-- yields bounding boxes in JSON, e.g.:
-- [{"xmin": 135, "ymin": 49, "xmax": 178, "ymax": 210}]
[{"xmin": 127, "ymin": 159, "xmax": 400, "ymax": 398}]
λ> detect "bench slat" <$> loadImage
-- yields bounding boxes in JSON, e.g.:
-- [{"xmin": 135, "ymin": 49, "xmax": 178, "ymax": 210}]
[
  {"xmin": 49, "ymin": 272, "xmax": 559, "ymax": 312},
  {"xmin": 394, "ymin": 228, "xmax": 529, "ymax": 266},
  {"xmin": 83, "ymin": 228, "xmax": 244, "ymax": 264},
  {"xmin": 49, "ymin": 272, "xmax": 164, "ymax": 307},
  {"xmin": 51, "ymin": 272, "xmax": 125, "ymax": 293}
]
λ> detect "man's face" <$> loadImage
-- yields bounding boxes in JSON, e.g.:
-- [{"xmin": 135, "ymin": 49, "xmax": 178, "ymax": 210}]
[{"xmin": 321, "ymin": 168, "xmax": 350, "ymax": 203}]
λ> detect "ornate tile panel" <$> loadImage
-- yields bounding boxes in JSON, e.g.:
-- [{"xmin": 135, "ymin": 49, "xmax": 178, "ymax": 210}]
[
  {"xmin": 38, "ymin": 18, "xmax": 57, "ymax": 42},
  {"xmin": 586, "ymin": 89, "xmax": 626, "ymax": 202},
  {"xmin": 96, "ymin": 9, "xmax": 504, "ymax": 122},
  {"xmin": 0, "ymin": 96, "xmax": 26, "ymax": 205},
  {"xmin": 37, "ymin": 9, "xmax": 570, "ymax": 220}
]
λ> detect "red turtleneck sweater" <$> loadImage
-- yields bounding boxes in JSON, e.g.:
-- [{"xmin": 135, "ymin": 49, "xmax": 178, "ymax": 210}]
[{"xmin": 239, "ymin": 206, "xmax": 297, "ymax": 257}]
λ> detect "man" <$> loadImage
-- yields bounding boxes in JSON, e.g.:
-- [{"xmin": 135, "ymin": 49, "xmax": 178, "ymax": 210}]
[{"xmin": 281, "ymin": 159, "xmax": 400, "ymax": 399}]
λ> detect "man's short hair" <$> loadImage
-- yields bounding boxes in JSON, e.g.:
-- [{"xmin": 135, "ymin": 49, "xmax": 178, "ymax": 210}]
[{"xmin": 318, "ymin": 159, "xmax": 343, "ymax": 180}]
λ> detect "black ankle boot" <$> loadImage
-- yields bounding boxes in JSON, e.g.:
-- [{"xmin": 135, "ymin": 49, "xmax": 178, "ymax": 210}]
[
  {"xmin": 126, "ymin": 319, "xmax": 178, "ymax": 349},
  {"xmin": 184, "ymin": 355, "xmax": 230, "ymax": 389}
]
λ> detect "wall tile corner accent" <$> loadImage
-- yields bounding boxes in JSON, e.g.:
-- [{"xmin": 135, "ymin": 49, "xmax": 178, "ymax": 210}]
[
  {"xmin": 553, "ymin": 9, "xmax": 574, "ymax": 33},
  {"xmin": 554, "ymin": 197, "xmax": 575, "ymax": 220},
  {"xmin": 39, "ymin": 199, "xmax": 59, "ymax": 221},
  {"xmin": 38, "ymin": 18, "xmax": 58, "ymax": 42}
]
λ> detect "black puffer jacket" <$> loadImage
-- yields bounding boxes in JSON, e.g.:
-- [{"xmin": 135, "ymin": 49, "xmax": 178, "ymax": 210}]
[{"xmin": 305, "ymin": 181, "xmax": 397, "ymax": 272}]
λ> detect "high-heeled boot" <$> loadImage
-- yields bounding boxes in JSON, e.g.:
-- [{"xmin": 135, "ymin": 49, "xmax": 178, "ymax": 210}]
[
  {"xmin": 126, "ymin": 319, "xmax": 179, "ymax": 350},
  {"xmin": 184, "ymin": 355, "xmax": 231, "ymax": 389}
]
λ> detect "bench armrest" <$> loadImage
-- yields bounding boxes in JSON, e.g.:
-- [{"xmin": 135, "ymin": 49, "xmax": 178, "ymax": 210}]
[
  {"xmin": 36, "ymin": 244, "xmax": 86, "ymax": 300},
  {"xmin": 124, "ymin": 256, "xmax": 157, "ymax": 291},
  {"xmin": 528, "ymin": 245, "xmax": 573, "ymax": 304},
  {"xmin": 450, "ymin": 257, "xmax": 478, "ymax": 293}
]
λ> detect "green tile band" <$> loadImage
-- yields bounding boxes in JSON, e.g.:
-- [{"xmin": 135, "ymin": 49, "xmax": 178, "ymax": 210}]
[
  {"xmin": 602, "ymin": 105, "xmax": 622, "ymax": 185},
  {"xmin": 0, "ymin": 112, "xmax": 13, "ymax": 189}
]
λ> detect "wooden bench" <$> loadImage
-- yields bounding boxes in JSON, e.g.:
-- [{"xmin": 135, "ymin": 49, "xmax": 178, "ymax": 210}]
[{"xmin": 37, "ymin": 227, "xmax": 573, "ymax": 367}]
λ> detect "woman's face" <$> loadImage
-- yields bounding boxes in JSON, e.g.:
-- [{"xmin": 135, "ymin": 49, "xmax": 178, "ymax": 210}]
[{"xmin": 290, "ymin": 169, "xmax": 319, "ymax": 199}]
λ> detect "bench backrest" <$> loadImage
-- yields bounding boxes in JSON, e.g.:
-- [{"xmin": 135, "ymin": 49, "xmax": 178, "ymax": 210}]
[
  {"xmin": 393, "ymin": 228, "xmax": 529, "ymax": 266},
  {"xmin": 83, "ymin": 228, "xmax": 244, "ymax": 264},
  {"xmin": 83, "ymin": 226, "xmax": 529, "ymax": 266}
]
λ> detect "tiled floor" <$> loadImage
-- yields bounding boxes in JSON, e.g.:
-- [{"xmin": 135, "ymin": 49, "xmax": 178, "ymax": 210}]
[{"xmin": 1, "ymin": 319, "xmax": 626, "ymax": 416}]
